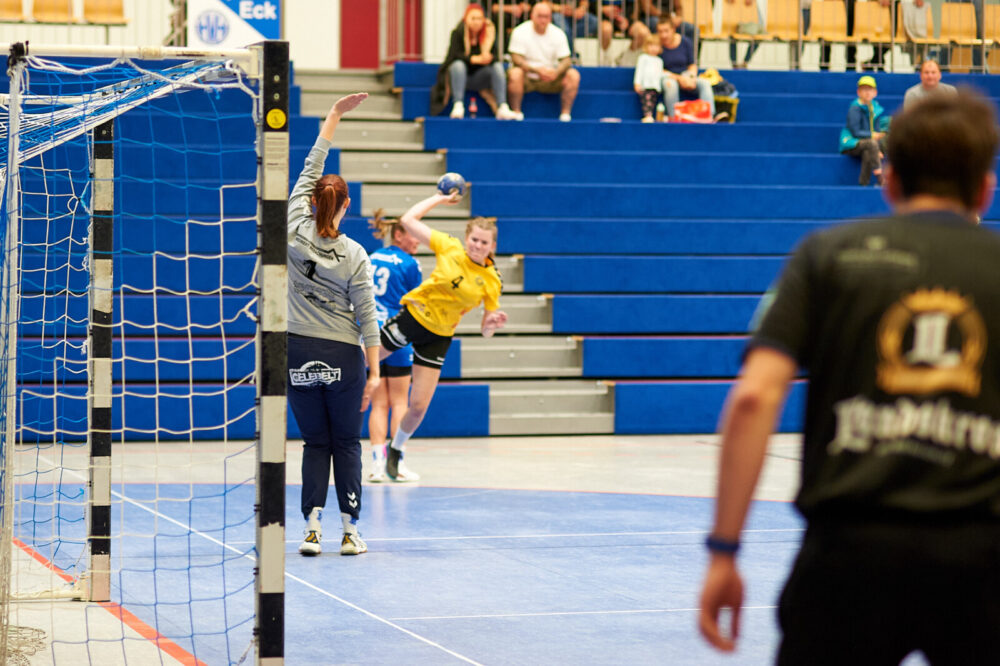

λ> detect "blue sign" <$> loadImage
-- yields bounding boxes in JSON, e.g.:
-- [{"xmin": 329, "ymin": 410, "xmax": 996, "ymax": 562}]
[{"xmin": 220, "ymin": 0, "xmax": 281, "ymax": 39}]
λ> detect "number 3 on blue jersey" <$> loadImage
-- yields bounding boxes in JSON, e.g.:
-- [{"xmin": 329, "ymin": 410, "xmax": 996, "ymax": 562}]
[{"xmin": 373, "ymin": 265, "xmax": 391, "ymax": 296}]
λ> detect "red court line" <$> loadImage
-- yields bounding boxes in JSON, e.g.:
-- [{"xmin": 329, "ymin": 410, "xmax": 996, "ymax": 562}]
[{"xmin": 12, "ymin": 538, "xmax": 207, "ymax": 666}]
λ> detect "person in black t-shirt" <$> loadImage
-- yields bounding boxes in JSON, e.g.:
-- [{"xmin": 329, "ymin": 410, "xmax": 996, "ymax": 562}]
[{"xmin": 698, "ymin": 89, "xmax": 1000, "ymax": 664}]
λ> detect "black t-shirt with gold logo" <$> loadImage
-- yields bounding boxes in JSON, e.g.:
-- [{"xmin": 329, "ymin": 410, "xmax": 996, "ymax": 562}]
[{"xmin": 751, "ymin": 211, "xmax": 1000, "ymax": 521}]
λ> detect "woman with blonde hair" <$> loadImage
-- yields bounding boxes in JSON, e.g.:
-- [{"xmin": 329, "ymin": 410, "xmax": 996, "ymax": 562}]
[{"xmin": 377, "ymin": 191, "xmax": 507, "ymax": 481}]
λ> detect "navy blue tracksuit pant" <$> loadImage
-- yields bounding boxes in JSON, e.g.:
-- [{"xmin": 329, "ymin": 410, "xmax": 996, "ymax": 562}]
[{"xmin": 287, "ymin": 333, "xmax": 365, "ymax": 522}]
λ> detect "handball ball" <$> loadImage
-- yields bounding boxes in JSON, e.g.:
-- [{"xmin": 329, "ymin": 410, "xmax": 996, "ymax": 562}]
[{"xmin": 437, "ymin": 172, "xmax": 466, "ymax": 197}]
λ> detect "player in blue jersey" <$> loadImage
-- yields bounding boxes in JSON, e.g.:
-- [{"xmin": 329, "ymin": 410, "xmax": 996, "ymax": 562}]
[{"xmin": 366, "ymin": 209, "xmax": 423, "ymax": 482}]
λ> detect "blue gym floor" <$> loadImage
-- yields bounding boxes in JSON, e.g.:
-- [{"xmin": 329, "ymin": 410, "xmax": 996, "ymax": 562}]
[
  {"xmin": 13, "ymin": 436, "xmax": 935, "ymax": 665},
  {"xmin": 281, "ymin": 485, "xmax": 803, "ymax": 666}
]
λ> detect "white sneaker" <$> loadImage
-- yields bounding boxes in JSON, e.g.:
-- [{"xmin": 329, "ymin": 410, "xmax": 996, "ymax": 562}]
[
  {"xmin": 367, "ymin": 461, "xmax": 386, "ymax": 483},
  {"xmin": 393, "ymin": 460, "xmax": 421, "ymax": 483},
  {"xmin": 340, "ymin": 532, "xmax": 367, "ymax": 556},
  {"xmin": 496, "ymin": 103, "xmax": 519, "ymax": 121},
  {"xmin": 298, "ymin": 507, "xmax": 322, "ymax": 556},
  {"xmin": 450, "ymin": 101, "xmax": 464, "ymax": 119},
  {"xmin": 641, "ymin": 116, "xmax": 654, "ymax": 123},
  {"xmin": 559, "ymin": 113, "xmax": 572, "ymax": 122},
  {"xmin": 513, "ymin": 110, "xmax": 524, "ymax": 121}
]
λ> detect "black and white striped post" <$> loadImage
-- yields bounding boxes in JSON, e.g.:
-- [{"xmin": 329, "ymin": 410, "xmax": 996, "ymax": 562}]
[
  {"xmin": 254, "ymin": 40, "xmax": 289, "ymax": 666},
  {"xmin": 88, "ymin": 119, "xmax": 114, "ymax": 602}
]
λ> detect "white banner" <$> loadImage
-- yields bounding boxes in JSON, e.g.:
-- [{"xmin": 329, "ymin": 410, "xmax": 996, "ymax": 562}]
[{"xmin": 188, "ymin": 0, "xmax": 281, "ymax": 49}]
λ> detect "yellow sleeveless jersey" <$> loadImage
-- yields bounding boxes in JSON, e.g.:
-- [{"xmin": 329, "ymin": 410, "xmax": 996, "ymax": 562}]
[{"xmin": 402, "ymin": 230, "xmax": 503, "ymax": 337}]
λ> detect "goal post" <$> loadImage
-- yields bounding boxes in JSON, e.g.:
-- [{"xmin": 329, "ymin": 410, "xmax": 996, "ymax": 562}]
[{"xmin": 1, "ymin": 40, "xmax": 289, "ymax": 665}]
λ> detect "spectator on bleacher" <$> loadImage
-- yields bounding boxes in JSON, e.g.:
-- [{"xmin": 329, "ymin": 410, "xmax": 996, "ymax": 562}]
[
  {"xmin": 634, "ymin": 34, "xmax": 665, "ymax": 121},
  {"xmin": 488, "ymin": 0, "xmax": 537, "ymax": 46},
  {"xmin": 365, "ymin": 211, "xmax": 423, "ymax": 483},
  {"xmin": 612, "ymin": 17, "xmax": 656, "ymax": 67},
  {"xmin": 839, "ymin": 75, "xmax": 889, "ymax": 186},
  {"xmin": 288, "ymin": 94, "xmax": 379, "ymax": 557},
  {"xmin": 821, "ymin": 0, "xmax": 856, "ymax": 70},
  {"xmin": 552, "ymin": 1, "xmax": 600, "ymax": 56},
  {"xmin": 904, "ymin": 59, "xmax": 957, "ymax": 109},
  {"xmin": 699, "ymin": 87, "xmax": 1000, "ymax": 664},
  {"xmin": 657, "ymin": 20, "xmax": 715, "ymax": 118},
  {"xmin": 507, "ymin": 1, "xmax": 581, "ymax": 121},
  {"xmin": 729, "ymin": 0, "xmax": 762, "ymax": 69},
  {"xmin": 379, "ymin": 192, "xmax": 507, "ymax": 483},
  {"xmin": 431, "ymin": 4, "xmax": 518, "ymax": 120}
]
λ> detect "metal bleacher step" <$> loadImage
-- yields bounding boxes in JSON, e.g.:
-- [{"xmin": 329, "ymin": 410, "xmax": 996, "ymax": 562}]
[
  {"xmin": 416, "ymin": 254, "xmax": 523, "ymax": 292},
  {"xmin": 297, "ymin": 69, "xmax": 398, "ymax": 120},
  {"xmin": 455, "ymin": 295, "xmax": 552, "ymax": 335},
  {"xmin": 460, "ymin": 335, "xmax": 581, "ymax": 378},
  {"xmin": 361, "ymin": 184, "xmax": 471, "ymax": 218},
  {"xmin": 294, "ymin": 68, "xmax": 393, "ymax": 93},
  {"xmin": 332, "ymin": 120, "xmax": 424, "ymax": 152},
  {"xmin": 339, "ymin": 150, "xmax": 446, "ymax": 184},
  {"xmin": 488, "ymin": 379, "xmax": 614, "ymax": 435},
  {"xmin": 301, "ymin": 91, "xmax": 401, "ymax": 120}
]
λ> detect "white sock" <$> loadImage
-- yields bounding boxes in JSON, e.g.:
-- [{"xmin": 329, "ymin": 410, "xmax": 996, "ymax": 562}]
[
  {"xmin": 306, "ymin": 507, "xmax": 322, "ymax": 532},
  {"xmin": 341, "ymin": 512, "xmax": 358, "ymax": 535},
  {"xmin": 371, "ymin": 444, "xmax": 386, "ymax": 462},
  {"xmin": 389, "ymin": 427, "xmax": 414, "ymax": 452}
]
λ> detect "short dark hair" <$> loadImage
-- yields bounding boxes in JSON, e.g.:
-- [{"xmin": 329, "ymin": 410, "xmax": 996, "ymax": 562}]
[{"xmin": 887, "ymin": 88, "xmax": 998, "ymax": 208}]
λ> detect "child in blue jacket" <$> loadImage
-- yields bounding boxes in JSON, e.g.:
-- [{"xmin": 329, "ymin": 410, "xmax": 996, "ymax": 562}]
[{"xmin": 839, "ymin": 76, "xmax": 890, "ymax": 186}]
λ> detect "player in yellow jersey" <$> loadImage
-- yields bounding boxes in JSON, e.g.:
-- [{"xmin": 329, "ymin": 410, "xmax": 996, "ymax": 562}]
[{"xmin": 378, "ymin": 191, "xmax": 507, "ymax": 481}]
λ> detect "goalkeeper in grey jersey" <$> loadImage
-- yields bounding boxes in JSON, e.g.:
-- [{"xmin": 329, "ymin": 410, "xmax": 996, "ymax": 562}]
[{"xmin": 287, "ymin": 93, "xmax": 380, "ymax": 557}]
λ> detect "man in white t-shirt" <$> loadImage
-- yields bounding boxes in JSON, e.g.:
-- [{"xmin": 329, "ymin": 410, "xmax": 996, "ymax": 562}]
[{"xmin": 506, "ymin": 1, "xmax": 581, "ymax": 121}]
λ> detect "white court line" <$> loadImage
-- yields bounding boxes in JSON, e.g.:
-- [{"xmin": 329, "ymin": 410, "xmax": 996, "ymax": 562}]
[
  {"xmin": 39, "ymin": 456, "xmax": 485, "ymax": 666},
  {"xmin": 220, "ymin": 527, "xmax": 804, "ymax": 546},
  {"xmin": 390, "ymin": 606, "xmax": 778, "ymax": 621}
]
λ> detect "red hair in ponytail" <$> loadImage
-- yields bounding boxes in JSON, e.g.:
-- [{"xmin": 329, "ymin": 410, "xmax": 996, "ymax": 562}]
[{"xmin": 312, "ymin": 174, "xmax": 349, "ymax": 238}]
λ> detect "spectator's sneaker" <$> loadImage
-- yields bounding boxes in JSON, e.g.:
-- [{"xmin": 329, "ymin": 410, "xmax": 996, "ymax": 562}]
[
  {"xmin": 496, "ymin": 103, "xmax": 519, "ymax": 121},
  {"xmin": 298, "ymin": 507, "xmax": 322, "ymax": 556},
  {"xmin": 559, "ymin": 113, "xmax": 572, "ymax": 122},
  {"xmin": 513, "ymin": 110, "xmax": 524, "ymax": 121},
  {"xmin": 641, "ymin": 116, "xmax": 654, "ymax": 123},
  {"xmin": 450, "ymin": 101, "xmax": 464, "ymax": 119},
  {"xmin": 713, "ymin": 111, "xmax": 730, "ymax": 123},
  {"xmin": 340, "ymin": 532, "xmax": 367, "ymax": 556}
]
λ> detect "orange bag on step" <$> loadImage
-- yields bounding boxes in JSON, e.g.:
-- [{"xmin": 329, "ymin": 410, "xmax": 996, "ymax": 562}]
[{"xmin": 672, "ymin": 99, "xmax": 713, "ymax": 124}]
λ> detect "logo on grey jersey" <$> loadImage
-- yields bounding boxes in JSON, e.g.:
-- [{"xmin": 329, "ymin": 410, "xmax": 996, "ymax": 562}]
[{"xmin": 290, "ymin": 361, "xmax": 342, "ymax": 386}]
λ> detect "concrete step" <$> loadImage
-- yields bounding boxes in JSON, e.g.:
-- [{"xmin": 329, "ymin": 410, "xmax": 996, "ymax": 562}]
[
  {"xmin": 460, "ymin": 335, "xmax": 581, "ymax": 378},
  {"xmin": 489, "ymin": 412, "xmax": 615, "ymax": 435},
  {"xmin": 332, "ymin": 120, "xmax": 423, "ymax": 152},
  {"xmin": 361, "ymin": 184, "xmax": 471, "ymax": 218},
  {"xmin": 294, "ymin": 69, "xmax": 393, "ymax": 93},
  {"xmin": 489, "ymin": 379, "xmax": 614, "ymax": 435},
  {"xmin": 455, "ymin": 294, "xmax": 551, "ymax": 335},
  {"xmin": 417, "ymin": 254, "xmax": 523, "ymax": 292},
  {"xmin": 489, "ymin": 379, "xmax": 612, "ymax": 412},
  {"xmin": 339, "ymin": 150, "xmax": 446, "ymax": 184},
  {"xmin": 301, "ymin": 91, "xmax": 400, "ymax": 120}
]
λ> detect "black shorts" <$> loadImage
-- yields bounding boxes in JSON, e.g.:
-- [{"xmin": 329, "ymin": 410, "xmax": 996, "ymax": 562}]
[
  {"xmin": 380, "ymin": 362, "xmax": 412, "ymax": 378},
  {"xmin": 777, "ymin": 519, "xmax": 1000, "ymax": 665},
  {"xmin": 380, "ymin": 307, "xmax": 452, "ymax": 370}
]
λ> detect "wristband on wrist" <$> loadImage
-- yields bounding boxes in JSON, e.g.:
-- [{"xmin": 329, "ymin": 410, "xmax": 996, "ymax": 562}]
[{"xmin": 705, "ymin": 534, "xmax": 740, "ymax": 555}]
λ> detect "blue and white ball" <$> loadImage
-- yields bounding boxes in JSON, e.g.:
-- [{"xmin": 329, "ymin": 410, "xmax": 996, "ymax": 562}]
[{"xmin": 437, "ymin": 172, "xmax": 466, "ymax": 197}]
